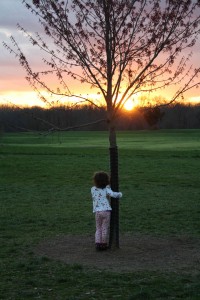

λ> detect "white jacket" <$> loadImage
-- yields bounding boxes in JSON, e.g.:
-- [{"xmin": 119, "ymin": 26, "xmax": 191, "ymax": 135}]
[{"xmin": 91, "ymin": 185, "xmax": 122, "ymax": 213}]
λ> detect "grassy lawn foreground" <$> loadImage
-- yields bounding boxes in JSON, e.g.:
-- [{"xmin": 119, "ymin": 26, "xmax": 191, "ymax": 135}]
[{"xmin": 0, "ymin": 130, "xmax": 200, "ymax": 299}]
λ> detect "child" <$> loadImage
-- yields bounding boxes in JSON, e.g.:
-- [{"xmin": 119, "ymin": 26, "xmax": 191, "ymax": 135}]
[{"xmin": 91, "ymin": 171, "xmax": 122, "ymax": 251}]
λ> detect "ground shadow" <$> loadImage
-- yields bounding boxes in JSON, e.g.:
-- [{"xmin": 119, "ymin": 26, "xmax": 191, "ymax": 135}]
[{"xmin": 35, "ymin": 234, "xmax": 200, "ymax": 273}]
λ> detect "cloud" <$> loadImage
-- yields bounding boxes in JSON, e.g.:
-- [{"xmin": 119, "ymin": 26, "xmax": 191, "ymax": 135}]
[
  {"xmin": 0, "ymin": 0, "xmax": 41, "ymax": 30},
  {"xmin": 0, "ymin": 0, "xmax": 200, "ymax": 107},
  {"xmin": 0, "ymin": 0, "xmax": 55, "ymax": 93}
]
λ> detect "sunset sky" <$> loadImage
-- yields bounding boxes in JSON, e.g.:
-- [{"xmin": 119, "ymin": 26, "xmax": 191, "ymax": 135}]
[{"xmin": 1, "ymin": 0, "xmax": 200, "ymax": 109}]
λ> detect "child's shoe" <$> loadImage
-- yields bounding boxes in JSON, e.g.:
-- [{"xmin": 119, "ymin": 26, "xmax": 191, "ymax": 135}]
[
  {"xmin": 95, "ymin": 243, "xmax": 101, "ymax": 251},
  {"xmin": 100, "ymin": 243, "xmax": 108, "ymax": 250}
]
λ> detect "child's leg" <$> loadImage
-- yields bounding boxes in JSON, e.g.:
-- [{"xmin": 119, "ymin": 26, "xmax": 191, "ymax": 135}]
[
  {"xmin": 101, "ymin": 211, "xmax": 111, "ymax": 244},
  {"xmin": 95, "ymin": 212, "xmax": 102, "ymax": 244}
]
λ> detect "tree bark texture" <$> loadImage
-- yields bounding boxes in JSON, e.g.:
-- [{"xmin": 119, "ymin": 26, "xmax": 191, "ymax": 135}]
[{"xmin": 108, "ymin": 123, "xmax": 120, "ymax": 248}]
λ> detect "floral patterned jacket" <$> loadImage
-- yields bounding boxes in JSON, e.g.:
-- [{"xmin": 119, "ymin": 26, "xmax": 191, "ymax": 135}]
[{"xmin": 91, "ymin": 185, "xmax": 122, "ymax": 213}]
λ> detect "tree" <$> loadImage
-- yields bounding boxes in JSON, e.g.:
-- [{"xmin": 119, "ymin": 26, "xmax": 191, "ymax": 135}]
[
  {"xmin": 4, "ymin": 0, "xmax": 200, "ymax": 248},
  {"xmin": 142, "ymin": 106, "xmax": 165, "ymax": 129}
]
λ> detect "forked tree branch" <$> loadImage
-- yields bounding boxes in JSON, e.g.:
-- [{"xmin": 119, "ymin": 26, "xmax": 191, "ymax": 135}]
[{"xmin": 3, "ymin": 0, "xmax": 200, "ymax": 118}]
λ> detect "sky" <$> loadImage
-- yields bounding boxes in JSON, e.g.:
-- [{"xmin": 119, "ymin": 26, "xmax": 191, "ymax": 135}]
[
  {"xmin": 1, "ymin": 0, "xmax": 200, "ymax": 108},
  {"xmin": 0, "ymin": 0, "xmax": 46, "ymax": 106}
]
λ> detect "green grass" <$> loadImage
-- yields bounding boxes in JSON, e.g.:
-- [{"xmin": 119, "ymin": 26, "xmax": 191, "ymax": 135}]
[{"xmin": 0, "ymin": 130, "xmax": 200, "ymax": 299}]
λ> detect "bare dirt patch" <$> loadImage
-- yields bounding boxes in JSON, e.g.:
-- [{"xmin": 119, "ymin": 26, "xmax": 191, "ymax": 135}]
[{"xmin": 35, "ymin": 234, "xmax": 200, "ymax": 273}]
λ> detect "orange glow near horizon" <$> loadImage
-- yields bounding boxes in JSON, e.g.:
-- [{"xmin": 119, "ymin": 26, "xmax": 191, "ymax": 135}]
[
  {"xmin": 0, "ymin": 90, "xmax": 105, "ymax": 108},
  {"xmin": 1, "ymin": 91, "xmax": 47, "ymax": 108},
  {"xmin": 1, "ymin": 89, "xmax": 200, "ymax": 109},
  {"xmin": 123, "ymin": 99, "xmax": 137, "ymax": 111}
]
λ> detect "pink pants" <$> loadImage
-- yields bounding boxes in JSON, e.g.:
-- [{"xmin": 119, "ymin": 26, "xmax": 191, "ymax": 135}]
[{"xmin": 95, "ymin": 211, "xmax": 111, "ymax": 244}]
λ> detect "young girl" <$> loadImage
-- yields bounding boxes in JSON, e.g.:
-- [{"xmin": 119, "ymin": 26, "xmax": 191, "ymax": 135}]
[{"xmin": 91, "ymin": 171, "xmax": 122, "ymax": 251}]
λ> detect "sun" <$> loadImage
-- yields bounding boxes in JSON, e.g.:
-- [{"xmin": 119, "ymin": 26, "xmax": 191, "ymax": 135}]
[{"xmin": 123, "ymin": 99, "xmax": 135, "ymax": 111}]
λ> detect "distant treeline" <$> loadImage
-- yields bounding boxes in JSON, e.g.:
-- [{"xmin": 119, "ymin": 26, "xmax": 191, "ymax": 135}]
[{"xmin": 0, "ymin": 103, "xmax": 200, "ymax": 132}]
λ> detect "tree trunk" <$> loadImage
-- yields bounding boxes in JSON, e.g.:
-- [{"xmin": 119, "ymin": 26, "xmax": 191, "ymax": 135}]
[{"xmin": 108, "ymin": 122, "xmax": 120, "ymax": 249}]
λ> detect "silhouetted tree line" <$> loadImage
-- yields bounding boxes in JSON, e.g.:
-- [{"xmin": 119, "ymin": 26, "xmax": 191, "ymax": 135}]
[{"xmin": 0, "ymin": 103, "xmax": 200, "ymax": 133}]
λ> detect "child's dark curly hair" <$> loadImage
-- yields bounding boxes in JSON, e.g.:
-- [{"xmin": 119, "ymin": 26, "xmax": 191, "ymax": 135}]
[{"xmin": 93, "ymin": 171, "xmax": 110, "ymax": 189}]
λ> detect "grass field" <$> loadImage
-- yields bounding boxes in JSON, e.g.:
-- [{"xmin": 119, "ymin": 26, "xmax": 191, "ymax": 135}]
[{"xmin": 0, "ymin": 129, "xmax": 200, "ymax": 299}]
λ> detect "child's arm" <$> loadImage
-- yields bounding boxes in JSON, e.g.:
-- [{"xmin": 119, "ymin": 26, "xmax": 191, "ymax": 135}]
[{"xmin": 106, "ymin": 186, "xmax": 122, "ymax": 198}]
